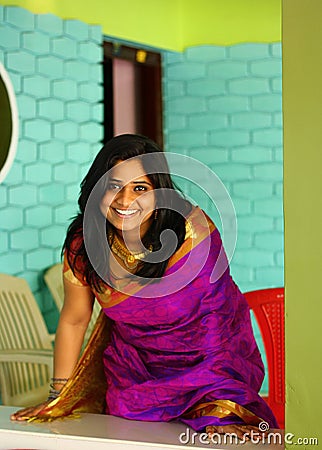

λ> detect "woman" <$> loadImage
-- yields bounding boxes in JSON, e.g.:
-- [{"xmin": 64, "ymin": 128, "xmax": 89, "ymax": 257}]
[{"xmin": 11, "ymin": 134, "xmax": 278, "ymax": 438}]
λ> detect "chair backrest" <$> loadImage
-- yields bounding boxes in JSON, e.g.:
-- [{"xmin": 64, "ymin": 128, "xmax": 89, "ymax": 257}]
[
  {"xmin": 44, "ymin": 262, "xmax": 64, "ymax": 311},
  {"xmin": 244, "ymin": 287, "xmax": 285, "ymax": 429},
  {"xmin": 44, "ymin": 263, "xmax": 101, "ymax": 344},
  {"xmin": 0, "ymin": 273, "xmax": 53, "ymax": 406}
]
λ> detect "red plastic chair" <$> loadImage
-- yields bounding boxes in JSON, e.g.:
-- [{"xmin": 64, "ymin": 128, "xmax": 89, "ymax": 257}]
[{"xmin": 244, "ymin": 288, "xmax": 285, "ymax": 429}]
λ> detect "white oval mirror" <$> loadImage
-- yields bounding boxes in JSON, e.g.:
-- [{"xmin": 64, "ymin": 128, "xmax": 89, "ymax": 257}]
[{"xmin": 0, "ymin": 62, "xmax": 19, "ymax": 183}]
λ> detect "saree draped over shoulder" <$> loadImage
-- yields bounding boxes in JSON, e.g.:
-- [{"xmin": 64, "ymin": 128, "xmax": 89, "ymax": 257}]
[{"xmin": 33, "ymin": 207, "xmax": 278, "ymax": 431}]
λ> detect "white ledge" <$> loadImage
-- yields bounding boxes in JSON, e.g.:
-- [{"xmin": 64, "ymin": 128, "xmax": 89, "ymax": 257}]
[{"xmin": 0, "ymin": 406, "xmax": 284, "ymax": 450}]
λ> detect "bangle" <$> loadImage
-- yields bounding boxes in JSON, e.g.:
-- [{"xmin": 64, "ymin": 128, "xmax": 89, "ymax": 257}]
[
  {"xmin": 47, "ymin": 378, "xmax": 69, "ymax": 401},
  {"xmin": 50, "ymin": 378, "xmax": 69, "ymax": 390},
  {"xmin": 47, "ymin": 387, "xmax": 61, "ymax": 401},
  {"xmin": 51, "ymin": 377, "xmax": 69, "ymax": 384}
]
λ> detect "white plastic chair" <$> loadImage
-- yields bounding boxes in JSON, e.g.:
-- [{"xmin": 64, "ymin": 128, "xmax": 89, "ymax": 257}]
[
  {"xmin": 0, "ymin": 273, "xmax": 54, "ymax": 406},
  {"xmin": 44, "ymin": 263, "xmax": 101, "ymax": 344},
  {"xmin": 43, "ymin": 263, "xmax": 64, "ymax": 311}
]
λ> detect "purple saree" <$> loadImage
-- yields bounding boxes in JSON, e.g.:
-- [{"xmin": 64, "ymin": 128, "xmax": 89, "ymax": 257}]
[{"xmin": 32, "ymin": 207, "xmax": 278, "ymax": 430}]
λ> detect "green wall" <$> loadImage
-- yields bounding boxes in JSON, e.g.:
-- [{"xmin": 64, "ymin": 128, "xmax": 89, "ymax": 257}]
[
  {"xmin": 283, "ymin": 0, "xmax": 322, "ymax": 445},
  {"xmin": 182, "ymin": 0, "xmax": 281, "ymax": 46},
  {"xmin": 0, "ymin": 0, "xmax": 281, "ymax": 50}
]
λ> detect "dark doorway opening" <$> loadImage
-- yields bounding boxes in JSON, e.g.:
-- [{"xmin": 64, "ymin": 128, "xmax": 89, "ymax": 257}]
[{"xmin": 103, "ymin": 41, "xmax": 163, "ymax": 148}]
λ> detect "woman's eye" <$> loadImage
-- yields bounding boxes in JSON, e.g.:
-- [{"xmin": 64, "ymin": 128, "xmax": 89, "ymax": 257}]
[
  {"xmin": 108, "ymin": 183, "xmax": 121, "ymax": 191},
  {"xmin": 134, "ymin": 185, "xmax": 147, "ymax": 192}
]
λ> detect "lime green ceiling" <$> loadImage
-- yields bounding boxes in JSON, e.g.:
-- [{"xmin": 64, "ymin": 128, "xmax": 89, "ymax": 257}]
[{"xmin": 0, "ymin": 0, "xmax": 281, "ymax": 50}]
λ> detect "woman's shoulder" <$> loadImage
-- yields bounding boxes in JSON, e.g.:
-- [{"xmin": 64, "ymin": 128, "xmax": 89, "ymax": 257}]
[
  {"xmin": 65, "ymin": 226, "xmax": 84, "ymax": 255},
  {"xmin": 63, "ymin": 227, "xmax": 88, "ymax": 286},
  {"xmin": 186, "ymin": 206, "xmax": 216, "ymax": 238}
]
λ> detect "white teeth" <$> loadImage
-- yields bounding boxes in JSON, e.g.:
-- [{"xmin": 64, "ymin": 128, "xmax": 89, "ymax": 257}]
[{"xmin": 115, "ymin": 209, "xmax": 138, "ymax": 216}]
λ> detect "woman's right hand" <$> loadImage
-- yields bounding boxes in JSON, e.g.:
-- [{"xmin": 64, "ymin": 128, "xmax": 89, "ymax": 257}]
[
  {"xmin": 10, "ymin": 400, "xmax": 51, "ymax": 422},
  {"xmin": 10, "ymin": 274, "xmax": 94, "ymax": 423}
]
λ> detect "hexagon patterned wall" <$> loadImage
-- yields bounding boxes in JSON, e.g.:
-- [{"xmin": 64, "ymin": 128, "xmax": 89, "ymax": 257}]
[
  {"xmin": 163, "ymin": 44, "xmax": 284, "ymax": 294},
  {"xmin": 162, "ymin": 45, "xmax": 284, "ymax": 394},
  {"xmin": 0, "ymin": 5, "xmax": 103, "ymax": 330}
]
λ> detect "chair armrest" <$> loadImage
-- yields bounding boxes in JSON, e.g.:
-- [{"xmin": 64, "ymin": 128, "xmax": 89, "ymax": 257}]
[{"xmin": 0, "ymin": 349, "xmax": 53, "ymax": 373}]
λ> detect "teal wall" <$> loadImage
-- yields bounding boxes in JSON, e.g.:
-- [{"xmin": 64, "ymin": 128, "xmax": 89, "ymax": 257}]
[
  {"xmin": 163, "ymin": 44, "xmax": 283, "ymax": 292},
  {"xmin": 162, "ymin": 45, "xmax": 284, "ymax": 393},
  {"xmin": 0, "ymin": 6, "xmax": 104, "ymax": 331}
]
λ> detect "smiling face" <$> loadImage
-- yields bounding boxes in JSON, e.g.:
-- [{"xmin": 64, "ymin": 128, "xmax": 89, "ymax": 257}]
[{"xmin": 100, "ymin": 158, "xmax": 156, "ymax": 240}]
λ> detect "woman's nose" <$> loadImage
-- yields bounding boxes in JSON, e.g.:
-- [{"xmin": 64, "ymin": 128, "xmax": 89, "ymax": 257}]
[{"xmin": 115, "ymin": 186, "xmax": 135, "ymax": 207}]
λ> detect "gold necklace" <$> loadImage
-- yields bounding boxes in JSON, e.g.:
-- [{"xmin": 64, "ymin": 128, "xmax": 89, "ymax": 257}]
[{"xmin": 108, "ymin": 232, "xmax": 153, "ymax": 269}]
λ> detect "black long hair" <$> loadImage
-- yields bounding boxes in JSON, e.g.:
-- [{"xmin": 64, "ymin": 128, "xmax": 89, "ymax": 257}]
[{"xmin": 63, "ymin": 134, "xmax": 192, "ymax": 292}]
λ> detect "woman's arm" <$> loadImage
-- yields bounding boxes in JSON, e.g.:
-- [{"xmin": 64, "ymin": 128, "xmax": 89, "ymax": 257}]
[
  {"xmin": 11, "ymin": 277, "xmax": 94, "ymax": 421},
  {"xmin": 52, "ymin": 277, "xmax": 94, "ymax": 389}
]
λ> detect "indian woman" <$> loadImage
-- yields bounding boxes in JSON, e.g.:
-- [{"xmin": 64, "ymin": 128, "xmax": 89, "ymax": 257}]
[{"xmin": 11, "ymin": 134, "xmax": 278, "ymax": 438}]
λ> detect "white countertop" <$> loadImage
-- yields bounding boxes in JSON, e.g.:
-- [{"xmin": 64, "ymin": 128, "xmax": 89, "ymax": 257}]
[{"xmin": 0, "ymin": 406, "xmax": 284, "ymax": 450}]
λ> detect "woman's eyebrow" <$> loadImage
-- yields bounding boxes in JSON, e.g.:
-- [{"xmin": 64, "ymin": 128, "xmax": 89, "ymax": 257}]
[
  {"xmin": 132, "ymin": 180, "xmax": 152, "ymax": 186},
  {"xmin": 109, "ymin": 178, "xmax": 152, "ymax": 187}
]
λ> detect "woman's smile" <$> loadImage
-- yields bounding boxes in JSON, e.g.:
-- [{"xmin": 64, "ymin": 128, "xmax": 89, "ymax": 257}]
[{"xmin": 113, "ymin": 208, "xmax": 140, "ymax": 218}]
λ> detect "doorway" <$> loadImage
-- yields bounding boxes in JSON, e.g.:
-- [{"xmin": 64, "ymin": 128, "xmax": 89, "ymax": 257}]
[{"xmin": 103, "ymin": 41, "xmax": 163, "ymax": 148}]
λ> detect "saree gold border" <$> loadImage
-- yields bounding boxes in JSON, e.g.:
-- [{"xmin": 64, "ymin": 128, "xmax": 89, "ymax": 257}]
[
  {"xmin": 182, "ymin": 399, "xmax": 264, "ymax": 426},
  {"xmin": 64, "ymin": 267, "xmax": 85, "ymax": 286},
  {"xmin": 99, "ymin": 207, "xmax": 216, "ymax": 308}
]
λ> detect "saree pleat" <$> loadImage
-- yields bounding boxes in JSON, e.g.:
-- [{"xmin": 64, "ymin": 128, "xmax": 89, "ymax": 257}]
[{"xmin": 182, "ymin": 399, "xmax": 264, "ymax": 425}]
